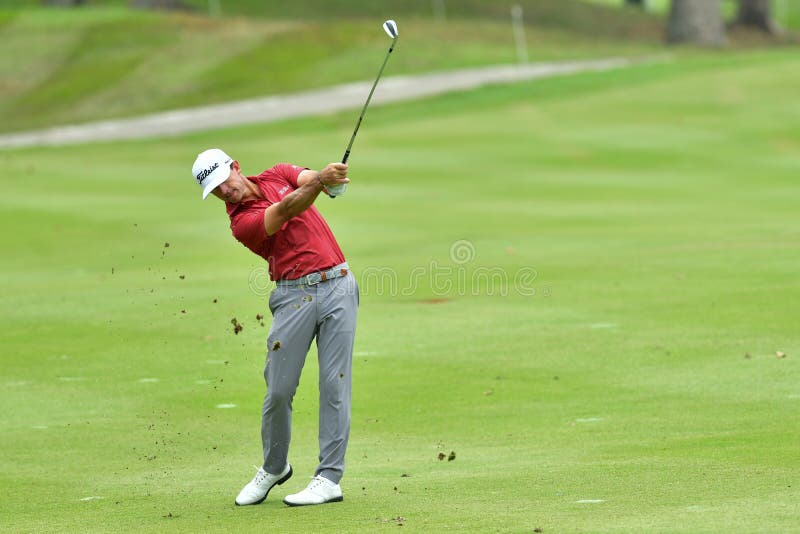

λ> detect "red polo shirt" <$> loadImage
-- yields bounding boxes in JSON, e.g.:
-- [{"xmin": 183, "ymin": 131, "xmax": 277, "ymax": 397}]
[{"xmin": 226, "ymin": 164, "xmax": 346, "ymax": 281}]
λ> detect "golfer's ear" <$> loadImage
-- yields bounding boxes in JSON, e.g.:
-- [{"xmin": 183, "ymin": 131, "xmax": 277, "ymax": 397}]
[{"xmin": 232, "ymin": 160, "xmax": 241, "ymax": 172}]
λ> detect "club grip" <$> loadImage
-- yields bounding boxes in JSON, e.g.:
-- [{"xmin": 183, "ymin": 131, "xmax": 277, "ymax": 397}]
[
  {"xmin": 330, "ymin": 151, "xmax": 351, "ymax": 197},
  {"xmin": 329, "ymin": 151, "xmax": 349, "ymax": 199}
]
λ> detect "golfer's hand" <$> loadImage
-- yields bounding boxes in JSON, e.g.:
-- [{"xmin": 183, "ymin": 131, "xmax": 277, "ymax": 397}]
[{"xmin": 319, "ymin": 163, "xmax": 349, "ymax": 187}]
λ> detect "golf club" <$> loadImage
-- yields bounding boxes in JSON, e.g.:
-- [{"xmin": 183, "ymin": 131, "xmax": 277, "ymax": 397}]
[{"xmin": 328, "ymin": 19, "xmax": 399, "ymax": 197}]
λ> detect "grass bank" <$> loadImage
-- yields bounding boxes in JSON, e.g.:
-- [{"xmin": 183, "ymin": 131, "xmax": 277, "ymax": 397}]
[{"xmin": 0, "ymin": 1, "xmax": 661, "ymax": 134}]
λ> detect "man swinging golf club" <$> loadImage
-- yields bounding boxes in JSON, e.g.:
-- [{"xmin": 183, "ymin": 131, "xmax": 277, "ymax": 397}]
[
  {"xmin": 191, "ymin": 19, "xmax": 397, "ymax": 508},
  {"xmin": 192, "ymin": 149, "xmax": 357, "ymax": 506}
]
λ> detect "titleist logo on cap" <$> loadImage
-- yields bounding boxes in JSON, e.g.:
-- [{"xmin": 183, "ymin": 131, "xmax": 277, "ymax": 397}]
[{"xmin": 196, "ymin": 162, "xmax": 219, "ymax": 184}]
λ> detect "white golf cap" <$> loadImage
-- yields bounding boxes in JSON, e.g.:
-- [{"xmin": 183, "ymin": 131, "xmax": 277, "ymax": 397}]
[{"xmin": 192, "ymin": 148, "xmax": 233, "ymax": 199}]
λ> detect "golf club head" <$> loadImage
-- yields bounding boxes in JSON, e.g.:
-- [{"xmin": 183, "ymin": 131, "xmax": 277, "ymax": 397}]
[{"xmin": 383, "ymin": 19, "xmax": 398, "ymax": 39}]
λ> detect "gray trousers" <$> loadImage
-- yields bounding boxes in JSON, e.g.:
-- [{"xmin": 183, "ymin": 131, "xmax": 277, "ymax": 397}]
[{"xmin": 261, "ymin": 270, "xmax": 358, "ymax": 484}]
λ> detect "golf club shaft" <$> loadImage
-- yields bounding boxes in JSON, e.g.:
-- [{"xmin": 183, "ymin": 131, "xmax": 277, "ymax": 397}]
[{"xmin": 342, "ymin": 37, "xmax": 397, "ymax": 164}]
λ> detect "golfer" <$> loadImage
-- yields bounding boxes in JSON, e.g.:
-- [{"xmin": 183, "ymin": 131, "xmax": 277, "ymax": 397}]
[{"xmin": 191, "ymin": 148, "xmax": 358, "ymax": 507}]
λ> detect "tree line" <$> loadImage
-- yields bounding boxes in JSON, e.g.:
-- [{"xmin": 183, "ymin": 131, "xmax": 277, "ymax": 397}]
[
  {"xmin": 43, "ymin": 0, "xmax": 784, "ymax": 46},
  {"xmin": 625, "ymin": 0, "xmax": 780, "ymax": 44}
]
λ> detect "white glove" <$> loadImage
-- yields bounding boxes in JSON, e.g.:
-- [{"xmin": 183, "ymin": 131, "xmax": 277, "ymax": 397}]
[{"xmin": 327, "ymin": 183, "xmax": 347, "ymax": 197}]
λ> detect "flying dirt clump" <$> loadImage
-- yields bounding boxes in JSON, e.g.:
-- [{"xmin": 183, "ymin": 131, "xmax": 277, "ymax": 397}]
[{"xmin": 231, "ymin": 318, "xmax": 243, "ymax": 335}]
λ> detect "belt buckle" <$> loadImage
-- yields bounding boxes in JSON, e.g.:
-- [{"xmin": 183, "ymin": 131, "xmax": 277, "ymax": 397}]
[{"xmin": 305, "ymin": 272, "xmax": 322, "ymax": 286}]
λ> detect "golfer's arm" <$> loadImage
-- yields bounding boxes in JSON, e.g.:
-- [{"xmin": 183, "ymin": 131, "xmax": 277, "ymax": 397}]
[
  {"xmin": 296, "ymin": 169, "xmax": 323, "ymax": 187},
  {"xmin": 262, "ymin": 178, "xmax": 325, "ymax": 236}
]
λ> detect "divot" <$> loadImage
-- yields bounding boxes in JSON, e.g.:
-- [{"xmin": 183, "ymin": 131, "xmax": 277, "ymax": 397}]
[
  {"xmin": 576, "ymin": 499, "xmax": 604, "ymax": 504},
  {"xmin": 195, "ymin": 379, "xmax": 211, "ymax": 385},
  {"xmin": 79, "ymin": 496, "xmax": 104, "ymax": 501},
  {"xmin": 138, "ymin": 378, "xmax": 159, "ymax": 383},
  {"xmin": 216, "ymin": 403, "xmax": 237, "ymax": 409},
  {"xmin": 59, "ymin": 377, "xmax": 85, "ymax": 382}
]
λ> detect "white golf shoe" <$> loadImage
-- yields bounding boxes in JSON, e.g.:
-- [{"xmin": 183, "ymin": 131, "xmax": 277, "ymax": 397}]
[
  {"xmin": 283, "ymin": 475, "xmax": 343, "ymax": 506},
  {"xmin": 235, "ymin": 464, "xmax": 292, "ymax": 506}
]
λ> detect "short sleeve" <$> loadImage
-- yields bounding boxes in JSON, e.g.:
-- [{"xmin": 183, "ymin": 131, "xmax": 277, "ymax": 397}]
[
  {"xmin": 231, "ymin": 208, "xmax": 269, "ymax": 255},
  {"xmin": 275, "ymin": 163, "xmax": 307, "ymax": 188}
]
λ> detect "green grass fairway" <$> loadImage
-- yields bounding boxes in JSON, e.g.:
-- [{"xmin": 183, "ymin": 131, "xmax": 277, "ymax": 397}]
[{"xmin": 2, "ymin": 50, "xmax": 800, "ymax": 532}]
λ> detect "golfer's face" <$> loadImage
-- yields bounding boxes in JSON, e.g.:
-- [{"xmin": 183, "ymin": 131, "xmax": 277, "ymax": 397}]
[{"xmin": 211, "ymin": 166, "xmax": 242, "ymax": 203}]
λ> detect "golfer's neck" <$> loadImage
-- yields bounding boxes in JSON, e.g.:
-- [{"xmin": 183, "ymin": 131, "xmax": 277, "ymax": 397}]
[{"xmin": 242, "ymin": 180, "xmax": 264, "ymax": 202}]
